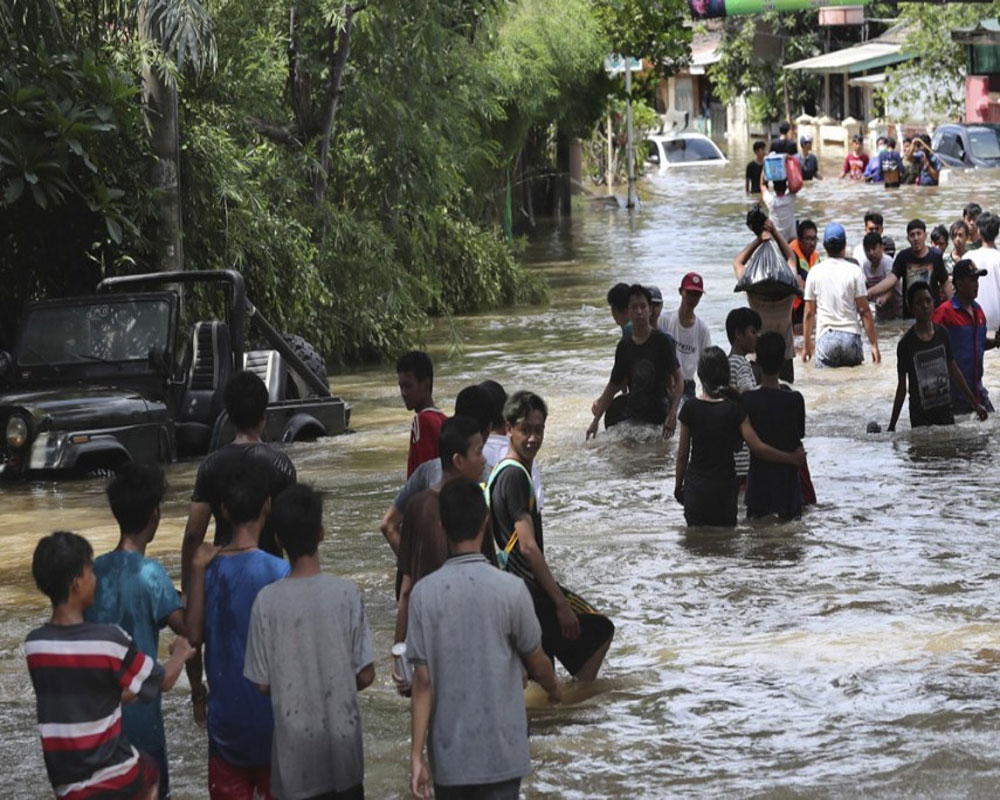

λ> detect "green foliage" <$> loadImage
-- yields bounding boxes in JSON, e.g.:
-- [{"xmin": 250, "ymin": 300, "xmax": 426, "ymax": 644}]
[
  {"xmin": 711, "ymin": 12, "xmax": 820, "ymax": 125},
  {"xmin": 882, "ymin": 3, "xmax": 994, "ymax": 119},
  {"xmin": 0, "ymin": 19, "xmax": 155, "ymax": 347},
  {"xmin": 592, "ymin": 0, "xmax": 692, "ymax": 75}
]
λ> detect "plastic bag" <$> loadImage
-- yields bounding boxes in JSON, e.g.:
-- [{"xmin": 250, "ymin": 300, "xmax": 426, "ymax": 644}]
[
  {"xmin": 785, "ymin": 155, "xmax": 803, "ymax": 193},
  {"xmin": 735, "ymin": 239, "xmax": 802, "ymax": 297}
]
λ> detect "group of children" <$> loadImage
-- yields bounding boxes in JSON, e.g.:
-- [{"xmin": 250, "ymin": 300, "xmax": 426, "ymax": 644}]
[{"xmin": 25, "ymin": 356, "xmax": 620, "ymax": 800}]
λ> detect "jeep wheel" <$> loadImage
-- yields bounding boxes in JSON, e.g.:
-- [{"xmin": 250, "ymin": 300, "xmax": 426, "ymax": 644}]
[{"xmin": 282, "ymin": 334, "xmax": 328, "ymax": 399}]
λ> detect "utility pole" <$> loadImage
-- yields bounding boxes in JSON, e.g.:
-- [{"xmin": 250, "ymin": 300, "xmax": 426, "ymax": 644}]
[{"xmin": 625, "ymin": 60, "xmax": 637, "ymax": 210}]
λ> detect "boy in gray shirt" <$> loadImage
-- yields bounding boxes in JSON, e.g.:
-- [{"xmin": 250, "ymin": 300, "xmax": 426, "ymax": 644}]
[
  {"xmin": 244, "ymin": 485, "xmax": 375, "ymax": 800},
  {"xmin": 408, "ymin": 478, "xmax": 561, "ymax": 800}
]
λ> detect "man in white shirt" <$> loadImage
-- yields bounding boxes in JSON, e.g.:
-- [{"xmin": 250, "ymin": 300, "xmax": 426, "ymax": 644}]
[
  {"xmin": 859, "ymin": 231, "xmax": 900, "ymax": 321},
  {"xmin": 802, "ymin": 223, "xmax": 881, "ymax": 368},
  {"xmin": 968, "ymin": 212, "xmax": 1000, "ymax": 329},
  {"xmin": 851, "ymin": 210, "xmax": 883, "ymax": 265},
  {"xmin": 659, "ymin": 272, "xmax": 712, "ymax": 398}
]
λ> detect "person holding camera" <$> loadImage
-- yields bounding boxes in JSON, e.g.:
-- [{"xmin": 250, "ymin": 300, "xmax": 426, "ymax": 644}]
[{"xmin": 912, "ymin": 134, "xmax": 941, "ymax": 186}]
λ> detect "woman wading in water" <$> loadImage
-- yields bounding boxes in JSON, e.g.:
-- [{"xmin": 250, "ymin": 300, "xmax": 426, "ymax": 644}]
[{"xmin": 674, "ymin": 347, "xmax": 806, "ymax": 526}]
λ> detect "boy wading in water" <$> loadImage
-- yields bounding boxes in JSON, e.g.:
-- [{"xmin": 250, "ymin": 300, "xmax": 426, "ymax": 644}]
[
  {"xmin": 890, "ymin": 280, "xmax": 988, "ymax": 431},
  {"xmin": 408, "ymin": 478, "xmax": 560, "ymax": 800},
  {"xmin": 244, "ymin": 484, "xmax": 375, "ymax": 800},
  {"xmin": 588, "ymin": 284, "xmax": 683, "ymax": 438},
  {"xmin": 495, "ymin": 391, "xmax": 614, "ymax": 681},
  {"xmin": 86, "ymin": 464, "xmax": 190, "ymax": 799},
  {"xmin": 26, "ymin": 532, "xmax": 194, "ymax": 800}
]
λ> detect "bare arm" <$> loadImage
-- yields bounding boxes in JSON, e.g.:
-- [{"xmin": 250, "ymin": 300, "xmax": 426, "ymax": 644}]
[
  {"xmin": 181, "ymin": 502, "xmax": 212, "ymax": 590},
  {"xmin": 521, "ymin": 646, "xmax": 561, "ymax": 703},
  {"xmin": 740, "ymin": 419, "xmax": 806, "ymax": 466},
  {"xmin": 855, "ymin": 297, "xmax": 881, "ymax": 363},
  {"xmin": 802, "ymin": 300, "xmax": 816, "ymax": 362},
  {"xmin": 664, "ymin": 366, "xmax": 683, "ymax": 439},
  {"xmin": 867, "ymin": 272, "xmax": 899, "ymax": 300},
  {"xmin": 410, "ymin": 665, "xmax": 432, "ymax": 800},
  {"xmin": 733, "ymin": 237, "xmax": 764, "ymax": 280},
  {"xmin": 393, "ymin": 574, "xmax": 413, "ymax": 644},
  {"xmin": 184, "ymin": 544, "xmax": 219, "ymax": 647},
  {"xmin": 356, "ymin": 663, "xmax": 375, "ymax": 691},
  {"xmin": 674, "ymin": 421, "xmax": 691, "ymax": 497},
  {"xmin": 888, "ymin": 373, "xmax": 907, "ymax": 432},
  {"xmin": 516, "ymin": 515, "xmax": 579, "ymax": 640},
  {"xmin": 160, "ymin": 636, "xmax": 196, "ymax": 692},
  {"xmin": 164, "ymin": 608, "xmax": 188, "ymax": 639},
  {"xmin": 380, "ymin": 505, "xmax": 403, "ymax": 555},
  {"xmin": 587, "ymin": 379, "xmax": 625, "ymax": 439},
  {"xmin": 948, "ymin": 360, "xmax": 989, "ymax": 420}
]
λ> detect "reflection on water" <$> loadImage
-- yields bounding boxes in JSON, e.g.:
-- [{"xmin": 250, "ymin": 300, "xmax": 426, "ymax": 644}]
[{"xmin": 4, "ymin": 150, "xmax": 1000, "ymax": 798}]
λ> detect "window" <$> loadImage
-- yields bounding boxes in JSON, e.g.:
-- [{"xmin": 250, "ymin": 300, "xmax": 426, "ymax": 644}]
[{"xmin": 662, "ymin": 138, "xmax": 723, "ymax": 163}]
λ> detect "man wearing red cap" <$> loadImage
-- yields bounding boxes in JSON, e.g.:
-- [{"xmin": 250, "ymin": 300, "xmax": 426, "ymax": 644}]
[{"xmin": 659, "ymin": 272, "xmax": 712, "ymax": 399}]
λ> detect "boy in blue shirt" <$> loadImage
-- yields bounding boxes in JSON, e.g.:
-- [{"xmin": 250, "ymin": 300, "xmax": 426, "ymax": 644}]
[
  {"xmin": 187, "ymin": 461, "xmax": 290, "ymax": 799},
  {"xmin": 86, "ymin": 464, "xmax": 189, "ymax": 799}
]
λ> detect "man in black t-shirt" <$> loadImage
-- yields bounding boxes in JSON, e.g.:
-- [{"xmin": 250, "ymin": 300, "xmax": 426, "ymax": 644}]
[
  {"xmin": 587, "ymin": 284, "xmax": 683, "ymax": 438},
  {"xmin": 888, "ymin": 282, "xmax": 987, "ymax": 431},
  {"xmin": 866, "ymin": 219, "xmax": 951, "ymax": 318},
  {"xmin": 181, "ymin": 371, "xmax": 296, "ymax": 582},
  {"xmin": 745, "ymin": 141, "xmax": 766, "ymax": 194},
  {"xmin": 490, "ymin": 391, "xmax": 613, "ymax": 680}
]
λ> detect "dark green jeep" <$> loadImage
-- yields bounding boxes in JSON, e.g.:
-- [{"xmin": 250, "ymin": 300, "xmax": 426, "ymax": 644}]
[{"xmin": 0, "ymin": 270, "xmax": 349, "ymax": 479}]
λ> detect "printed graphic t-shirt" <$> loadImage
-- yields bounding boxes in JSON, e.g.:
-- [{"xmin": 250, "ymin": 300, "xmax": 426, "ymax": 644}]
[
  {"xmin": 659, "ymin": 312, "xmax": 712, "ymax": 383},
  {"xmin": 891, "ymin": 247, "xmax": 948, "ymax": 317},
  {"xmin": 610, "ymin": 329, "xmax": 680, "ymax": 425},
  {"xmin": 896, "ymin": 325, "xmax": 955, "ymax": 427}
]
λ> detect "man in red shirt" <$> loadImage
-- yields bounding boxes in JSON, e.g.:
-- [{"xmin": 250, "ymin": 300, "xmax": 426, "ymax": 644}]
[
  {"xmin": 397, "ymin": 350, "xmax": 447, "ymax": 477},
  {"xmin": 841, "ymin": 134, "xmax": 869, "ymax": 180}
]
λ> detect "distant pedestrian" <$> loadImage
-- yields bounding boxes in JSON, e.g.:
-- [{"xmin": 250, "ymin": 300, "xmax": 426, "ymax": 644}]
[
  {"xmin": 26, "ymin": 531, "xmax": 194, "ymax": 800},
  {"xmin": 879, "ymin": 136, "xmax": 904, "ymax": 188},
  {"xmin": 761, "ymin": 178, "xmax": 798, "ymax": 244},
  {"xmin": 802, "ymin": 223, "xmax": 881, "ymax": 368},
  {"xmin": 745, "ymin": 141, "xmax": 766, "ymax": 194},
  {"xmin": 397, "ymin": 351, "xmax": 447, "ymax": 478},
  {"xmin": 648, "ymin": 284, "xmax": 664, "ymax": 328},
  {"xmin": 889, "ymin": 281, "xmax": 988, "ymax": 432},
  {"xmin": 744, "ymin": 332, "xmax": 807, "ymax": 520},
  {"xmin": 244, "ymin": 484, "xmax": 375, "ymax": 800},
  {"xmin": 797, "ymin": 135, "xmax": 820, "ymax": 180},
  {"xmin": 659, "ymin": 272, "xmax": 712, "ymax": 400},
  {"xmin": 913, "ymin": 135, "xmax": 941, "ymax": 186},
  {"xmin": 674, "ymin": 348, "xmax": 805, "ymax": 527},
  {"xmin": 859, "ymin": 232, "xmax": 900, "ymax": 321},
  {"xmin": 841, "ymin": 134, "xmax": 869, "ymax": 180},
  {"xmin": 86, "ymin": 463, "xmax": 189, "ymax": 799},
  {"xmin": 726, "ymin": 307, "xmax": 762, "ymax": 484},
  {"xmin": 409, "ymin": 477, "xmax": 561, "ymax": 800}
]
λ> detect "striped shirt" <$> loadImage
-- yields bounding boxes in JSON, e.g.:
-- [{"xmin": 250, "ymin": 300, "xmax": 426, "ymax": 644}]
[
  {"xmin": 729, "ymin": 353, "xmax": 758, "ymax": 478},
  {"xmin": 25, "ymin": 622, "xmax": 163, "ymax": 799}
]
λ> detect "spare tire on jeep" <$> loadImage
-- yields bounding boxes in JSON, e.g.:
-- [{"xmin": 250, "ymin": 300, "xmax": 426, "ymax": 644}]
[{"xmin": 282, "ymin": 333, "xmax": 328, "ymax": 399}]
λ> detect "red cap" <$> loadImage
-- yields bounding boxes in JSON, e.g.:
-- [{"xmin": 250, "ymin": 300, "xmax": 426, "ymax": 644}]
[{"xmin": 680, "ymin": 272, "xmax": 705, "ymax": 293}]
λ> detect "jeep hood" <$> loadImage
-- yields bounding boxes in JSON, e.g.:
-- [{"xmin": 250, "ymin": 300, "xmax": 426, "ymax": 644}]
[{"xmin": 0, "ymin": 387, "xmax": 152, "ymax": 429}]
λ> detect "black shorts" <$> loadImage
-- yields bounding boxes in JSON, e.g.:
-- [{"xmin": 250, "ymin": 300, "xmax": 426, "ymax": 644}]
[{"xmin": 527, "ymin": 582, "xmax": 614, "ymax": 676}]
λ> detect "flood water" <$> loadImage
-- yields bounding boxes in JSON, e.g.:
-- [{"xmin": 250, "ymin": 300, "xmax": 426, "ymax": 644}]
[{"xmin": 4, "ymin": 147, "xmax": 1000, "ymax": 798}]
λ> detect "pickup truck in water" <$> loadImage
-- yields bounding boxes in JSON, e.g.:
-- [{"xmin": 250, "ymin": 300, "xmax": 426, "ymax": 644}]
[{"xmin": 0, "ymin": 270, "xmax": 350, "ymax": 479}]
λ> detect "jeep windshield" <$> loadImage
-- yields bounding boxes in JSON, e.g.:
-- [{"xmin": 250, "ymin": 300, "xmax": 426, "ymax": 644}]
[
  {"xmin": 17, "ymin": 298, "xmax": 172, "ymax": 367},
  {"xmin": 969, "ymin": 127, "xmax": 1000, "ymax": 161}
]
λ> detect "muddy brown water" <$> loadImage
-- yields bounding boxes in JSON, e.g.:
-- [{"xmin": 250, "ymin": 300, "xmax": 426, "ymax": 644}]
[{"xmin": 4, "ymin": 148, "xmax": 1000, "ymax": 798}]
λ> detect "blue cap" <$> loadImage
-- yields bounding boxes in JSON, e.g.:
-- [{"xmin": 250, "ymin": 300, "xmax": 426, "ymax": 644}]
[{"xmin": 823, "ymin": 222, "xmax": 847, "ymax": 247}]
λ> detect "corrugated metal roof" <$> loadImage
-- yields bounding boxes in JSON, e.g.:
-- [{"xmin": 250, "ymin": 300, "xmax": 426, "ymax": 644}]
[{"xmin": 785, "ymin": 42, "xmax": 911, "ymax": 74}]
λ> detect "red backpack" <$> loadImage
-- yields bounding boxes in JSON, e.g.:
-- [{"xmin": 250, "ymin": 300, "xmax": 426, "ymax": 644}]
[{"xmin": 785, "ymin": 155, "xmax": 803, "ymax": 193}]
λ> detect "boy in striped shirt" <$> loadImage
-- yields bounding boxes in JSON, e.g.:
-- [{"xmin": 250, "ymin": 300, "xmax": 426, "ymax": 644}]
[{"xmin": 25, "ymin": 531, "xmax": 193, "ymax": 800}]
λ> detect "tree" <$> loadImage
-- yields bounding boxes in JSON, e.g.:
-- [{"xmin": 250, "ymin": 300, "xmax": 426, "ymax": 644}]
[
  {"xmin": 592, "ymin": 0, "xmax": 693, "ymax": 75},
  {"xmin": 882, "ymin": 3, "xmax": 992, "ymax": 120}
]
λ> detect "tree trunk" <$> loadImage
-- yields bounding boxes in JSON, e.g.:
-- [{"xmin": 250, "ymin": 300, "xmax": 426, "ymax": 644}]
[
  {"xmin": 143, "ymin": 68, "xmax": 184, "ymax": 272},
  {"xmin": 555, "ymin": 124, "xmax": 571, "ymax": 219}
]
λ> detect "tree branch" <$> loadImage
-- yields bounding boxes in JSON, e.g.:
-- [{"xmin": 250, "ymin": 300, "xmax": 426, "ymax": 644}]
[
  {"xmin": 247, "ymin": 118, "xmax": 303, "ymax": 149},
  {"xmin": 311, "ymin": 3, "xmax": 357, "ymax": 203}
]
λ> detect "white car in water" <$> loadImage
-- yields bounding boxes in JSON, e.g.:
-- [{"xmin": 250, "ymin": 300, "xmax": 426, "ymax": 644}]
[{"xmin": 644, "ymin": 132, "xmax": 727, "ymax": 170}]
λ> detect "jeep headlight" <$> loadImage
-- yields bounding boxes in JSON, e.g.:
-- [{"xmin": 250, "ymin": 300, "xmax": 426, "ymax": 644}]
[{"xmin": 6, "ymin": 415, "xmax": 28, "ymax": 449}]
